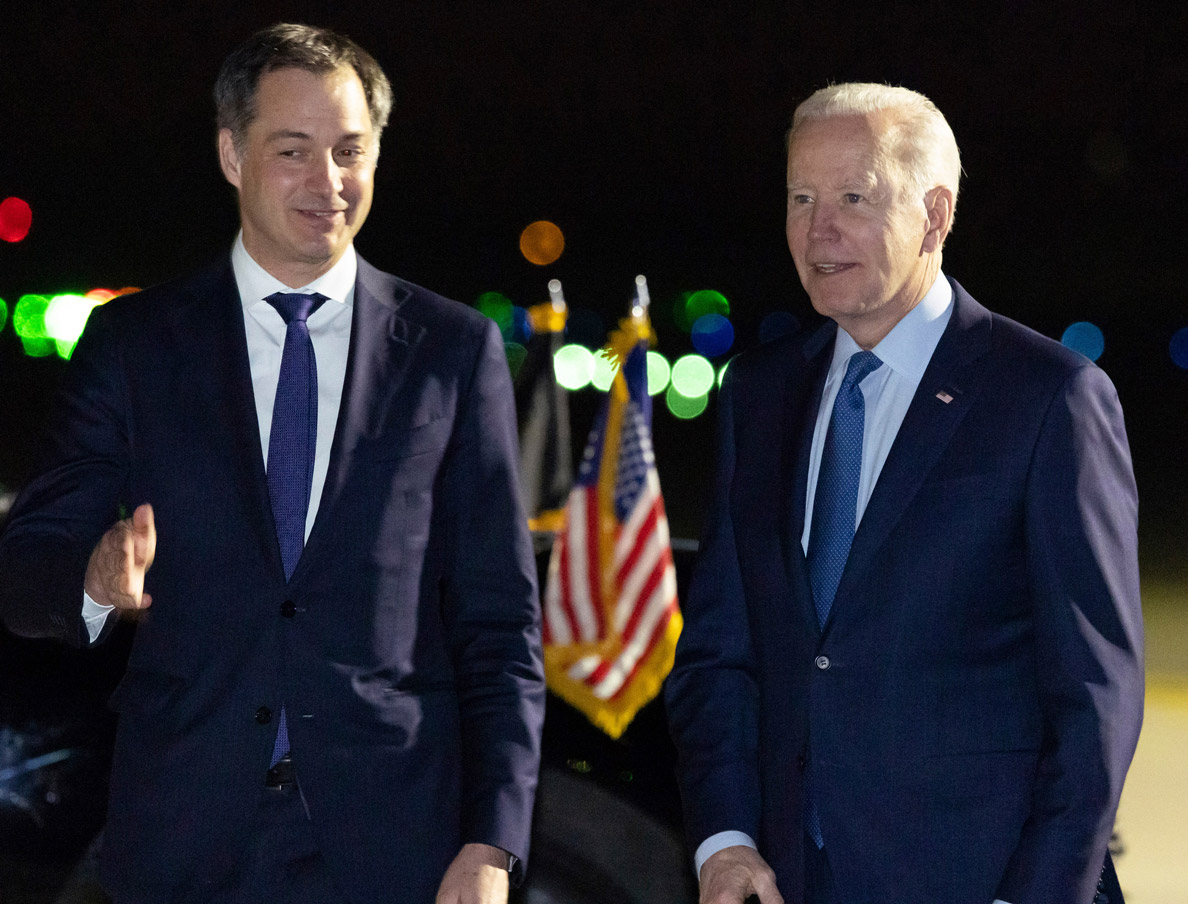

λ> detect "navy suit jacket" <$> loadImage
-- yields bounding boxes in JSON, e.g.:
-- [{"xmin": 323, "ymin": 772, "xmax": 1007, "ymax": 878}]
[
  {"xmin": 666, "ymin": 280, "xmax": 1143, "ymax": 904},
  {"xmin": 0, "ymin": 254, "xmax": 545, "ymax": 902}
]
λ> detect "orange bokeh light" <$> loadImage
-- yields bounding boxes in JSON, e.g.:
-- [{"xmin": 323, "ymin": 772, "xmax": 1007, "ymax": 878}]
[{"xmin": 519, "ymin": 220, "xmax": 565, "ymax": 266}]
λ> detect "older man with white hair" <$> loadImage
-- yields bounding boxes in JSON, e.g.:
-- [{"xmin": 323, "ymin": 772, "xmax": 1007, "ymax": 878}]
[{"xmin": 666, "ymin": 83, "xmax": 1143, "ymax": 904}]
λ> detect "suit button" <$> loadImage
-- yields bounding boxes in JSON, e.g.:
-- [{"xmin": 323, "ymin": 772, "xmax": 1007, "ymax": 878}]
[
  {"xmin": 280, "ymin": 600, "xmax": 296, "ymax": 618},
  {"xmin": 815, "ymin": 655, "xmax": 830, "ymax": 670},
  {"xmin": 255, "ymin": 706, "xmax": 272, "ymax": 724},
  {"xmin": 796, "ymin": 753, "xmax": 807, "ymax": 772}
]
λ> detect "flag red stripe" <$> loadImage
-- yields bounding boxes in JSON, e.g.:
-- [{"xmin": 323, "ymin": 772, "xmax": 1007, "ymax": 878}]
[
  {"xmin": 584, "ymin": 486, "xmax": 605, "ymax": 638},
  {"xmin": 556, "ymin": 530, "xmax": 582, "ymax": 643},
  {"xmin": 620, "ymin": 549, "xmax": 671, "ymax": 643},
  {"xmin": 608, "ymin": 596, "xmax": 679, "ymax": 701},
  {"xmin": 616, "ymin": 498, "xmax": 661, "ymax": 587}
]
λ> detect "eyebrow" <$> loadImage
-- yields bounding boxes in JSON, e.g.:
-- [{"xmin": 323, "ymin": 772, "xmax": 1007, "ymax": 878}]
[{"xmin": 263, "ymin": 130, "xmax": 371, "ymax": 144}]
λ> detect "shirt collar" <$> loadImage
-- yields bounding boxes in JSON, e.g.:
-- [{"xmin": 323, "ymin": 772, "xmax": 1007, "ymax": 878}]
[
  {"xmin": 231, "ymin": 232, "xmax": 357, "ymax": 310},
  {"xmin": 831, "ymin": 270, "xmax": 954, "ymax": 386}
]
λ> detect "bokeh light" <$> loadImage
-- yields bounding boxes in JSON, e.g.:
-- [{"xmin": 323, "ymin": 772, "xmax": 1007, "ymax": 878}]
[
  {"xmin": 646, "ymin": 350, "xmax": 671, "ymax": 396},
  {"xmin": 690, "ymin": 313, "xmax": 735, "ymax": 357},
  {"xmin": 0, "ymin": 297, "xmax": 8, "ymax": 333},
  {"xmin": 591, "ymin": 352, "xmax": 620, "ymax": 392},
  {"xmin": 45, "ymin": 293, "xmax": 103, "ymax": 359},
  {"xmin": 0, "ymin": 197, "xmax": 33, "ymax": 243},
  {"xmin": 718, "ymin": 359, "xmax": 732, "ymax": 387},
  {"xmin": 670, "ymin": 354, "xmax": 715, "ymax": 398},
  {"xmin": 760, "ymin": 311, "xmax": 800, "ymax": 343},
  {"xmin": 674, "ymin": 289, "xmax": 730, "ymax": 332},
  {"xmin": 1170, "ymin": 327, "xmax": 1188, "ymax": 370},
  {"xmin": 504, "ymin": 342, "xmax": 527, "ymax": 379},
  {"xmin": 665, "ymin": 384, "xmax": 709, "ymax": 419},
  {"xmin": 511, "ymin": 306, "xmax": 533, "ymax": 344},
  {"xmin": 13, "ymin": 294, "xmax": 54, "ymax": 356},
  {"xmin": 477, "ymin": 291, "xmax": 514, "ymax": 340},
  {"xmin": 554, "ymin": 344, "xmax": 595, "ymax": 390},
  {"xmin": 1061, "ymin": 321, "xmax": 1105, "ymax": 362},
  {"xmin": 519, "ymin": 220, "xmax": 565, "ymax": 266},
  {"xmin": 85, "ymin": 288, "xmax": 119, "ymax": 303}
]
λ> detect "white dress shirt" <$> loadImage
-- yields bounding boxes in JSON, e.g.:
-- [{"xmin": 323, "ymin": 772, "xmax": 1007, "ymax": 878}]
[
  {"xmin": 694, "ymin": 274, "xmax": 1011, "ymax": 904},
  {"xmin": 82, "ymin": 235, "xmax": 357, "ymax": 639}
]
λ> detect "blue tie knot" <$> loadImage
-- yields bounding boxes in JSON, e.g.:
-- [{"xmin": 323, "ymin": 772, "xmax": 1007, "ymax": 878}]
[
  {"xmin": 842, "ymin": 350, "xmax": 883, "ymax": 390},
  {"xmin": 266, "ymin": 292, "xmax": 327, "ymax": 326}
]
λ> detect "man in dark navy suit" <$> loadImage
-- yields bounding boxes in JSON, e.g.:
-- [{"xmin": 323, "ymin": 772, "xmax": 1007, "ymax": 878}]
[
  {"xmin": 0, "ymin": 23, "xmax": 544, "ymax": 904},
  {"xmin": 666, "ymin": 84, "xmax": 1143, "ymax": 904}
]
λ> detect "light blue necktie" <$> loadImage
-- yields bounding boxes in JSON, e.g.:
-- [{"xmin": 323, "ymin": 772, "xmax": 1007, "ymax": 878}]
[
  {"xmin": 264, "ymin": 291, "xmax": 326, "ymax": 766},
  {"xmin": 804, "ymin": 349, "xmax": 882, "ymax": 847}
]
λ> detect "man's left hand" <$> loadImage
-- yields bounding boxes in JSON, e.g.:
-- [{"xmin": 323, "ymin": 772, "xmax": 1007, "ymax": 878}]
[{"xmin": 435, "ymin": 843, "xmax": 510, "ymax": 904}]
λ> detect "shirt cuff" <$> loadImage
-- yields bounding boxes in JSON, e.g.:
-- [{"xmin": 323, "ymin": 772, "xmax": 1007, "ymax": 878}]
[
  {"xmin": 82, "ymin": 590, "xmax": 115, "ymax": 644},
  {"xmin": 693, "ymin": 831, "xmax": 757, "ymax": 878}
]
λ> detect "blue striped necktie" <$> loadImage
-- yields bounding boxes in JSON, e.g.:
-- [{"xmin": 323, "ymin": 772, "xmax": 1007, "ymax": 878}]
[
  {"xmin": 804, "ymin": 348, "xmax": 882, "ymax": 848},
  {"xmin": 264, "ymin": 291, "xmax": 326, "ymax": 765}
]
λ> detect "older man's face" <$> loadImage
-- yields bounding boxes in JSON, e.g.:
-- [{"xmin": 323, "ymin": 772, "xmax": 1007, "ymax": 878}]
[
  {"xmin": 785, "ymin": 112, "xmax": 937, "ymax": 348},
  {"xmin": 218, "ymin": 65, "xmax": 377, "ymax": 287}
]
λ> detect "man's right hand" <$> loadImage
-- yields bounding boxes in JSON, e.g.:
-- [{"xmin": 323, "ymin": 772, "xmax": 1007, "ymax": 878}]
[
  {"xmin": 699, "ymin": 845, "xmax": 784, "ymax": 904},
  {"xmin": 84, "ymin": 503, "xmax": 156, "ymax": 610}
]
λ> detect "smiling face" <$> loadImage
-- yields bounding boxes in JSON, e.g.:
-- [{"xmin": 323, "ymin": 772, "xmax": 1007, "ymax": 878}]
[
  {"xmin": 786, "ymin": 112, "xmax": 949, "ymax": 348},
  {"xmin": 218, "ymin": 65, "xmax": 377, "ymax": 287}
]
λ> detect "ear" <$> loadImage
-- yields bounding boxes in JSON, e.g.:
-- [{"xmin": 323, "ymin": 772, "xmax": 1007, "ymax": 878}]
[
  {"xmin": 217, "ymin": 129, "xmax": 243, "ymax": 189},
  {"xmin": 921, "ymin": 185, "xmax": 954, "ymax": 253}
]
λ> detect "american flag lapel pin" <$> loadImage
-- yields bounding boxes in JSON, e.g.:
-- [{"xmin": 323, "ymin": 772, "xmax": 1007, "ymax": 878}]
[{"xmin": 935, "ymin": 388, "xmax": 955, "ymax": 404}]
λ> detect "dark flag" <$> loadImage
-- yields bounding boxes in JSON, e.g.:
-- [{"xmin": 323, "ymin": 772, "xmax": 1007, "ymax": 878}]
[{"xmin": 515, "ymin": 279, "xmax": 572, "ymax": 534}]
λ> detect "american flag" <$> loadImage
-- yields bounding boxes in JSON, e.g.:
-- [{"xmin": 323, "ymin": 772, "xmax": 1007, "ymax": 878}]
[{"xmin": 542, "ymin": 310, "xmax": 682, "ymax": 738}]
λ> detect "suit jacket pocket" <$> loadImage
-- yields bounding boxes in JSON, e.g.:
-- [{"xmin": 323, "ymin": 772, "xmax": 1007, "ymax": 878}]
[{"xmin": 358, "ymin": 414, "xmax": 452, "ymax": 463}]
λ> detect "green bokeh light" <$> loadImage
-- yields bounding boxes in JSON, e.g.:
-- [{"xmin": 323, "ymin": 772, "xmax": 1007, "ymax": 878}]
[
  {"xmin": 591, "ymin": 351, "xmax": 620, "ymax": 392},
  {"xmin": 476, "ymin": 291, "xmax": 514, "ymax": 340},
  {"xmin": 646, "ymin": 350, "xmax": 670, "ymax": 396},
  {"xmin": 718, "ymin": 358, "xmax": 732, "ymax": 387},
  {"xmin": 675, "ymin": 289, "xmax": 730, "ymax": 332},
  {"xmin": 554, "ymin": 344, "xmax": 595, "ymax": 390},
  {"xmin": 0, "ymin": 297, "xmax": 8, "ymax": 333},
  {"xmin": 46, "ymin": 294, "xmax": 102, "ymax": 359},
  {"xmin": 504, "ymin": 341, "xmax": 527, "ymax": 379},
  {"xmin": 14, "ymin": 294, "xmax": 50, "ymax": 340},
  {"xmin": 670, "ymin": 354, "xmax": 715, "ymax": 398},
  {"xmin": 665, "ymin": 384, "xmax": 709, "ymax": 419}
]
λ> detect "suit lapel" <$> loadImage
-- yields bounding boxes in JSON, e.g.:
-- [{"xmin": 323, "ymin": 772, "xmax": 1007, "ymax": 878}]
[
  {"xmin": 778, "ymin": 323, "xmax": 835, "ymax": 636},
  {"xmin": 299, "ymin": 257, "xmax": 425, "ymax": 573},
  {"xmin": 831, "ymin": 281, "xmax": 993, "ymax": 618},
  {"xmin": 173, "ymin": 259, "xmax": 283, "ymax": 576}
]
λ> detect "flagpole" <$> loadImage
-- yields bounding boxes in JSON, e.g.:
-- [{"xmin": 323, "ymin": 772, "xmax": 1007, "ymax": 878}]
[
  {"xmin": 633, "ymin": 274, "xmax": 649, "ymax": 319},
  {"xmin": 548, "ymin": 278, "xmax": 566, "ymax": 313}
]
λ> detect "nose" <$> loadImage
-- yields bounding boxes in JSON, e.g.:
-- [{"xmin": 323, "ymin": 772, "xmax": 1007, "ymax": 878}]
[
  {"xmin": 807, "ymin": 203, "xmax": 838, "ymax": 241},
  {"xmin": 306, "ymin": 151, "xmax": 344, "ymax": 196}
]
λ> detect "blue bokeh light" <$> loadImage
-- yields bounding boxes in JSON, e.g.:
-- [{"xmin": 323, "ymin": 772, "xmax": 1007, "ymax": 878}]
[
  {"xmin": 690, "ymin": 313, "xmax": 735, "ymax": 357},
  {"xmin": 1060, "ymin": 321, "xmax": 1105, "ymax": 362}
]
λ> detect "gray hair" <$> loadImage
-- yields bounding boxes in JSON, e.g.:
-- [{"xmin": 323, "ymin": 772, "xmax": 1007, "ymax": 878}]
[
  {"xmin": 214, "ymin": 23, "xmax": 393, "ymax": 154},
  {"xmin": 790, "ymin": 83, "xmax": 962, "ymax": 221}
]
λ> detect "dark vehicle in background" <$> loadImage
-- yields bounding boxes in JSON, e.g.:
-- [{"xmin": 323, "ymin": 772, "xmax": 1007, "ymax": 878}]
[{"xmin": 0, "ymin": 524, "xmax": 699, "ymax": 904}]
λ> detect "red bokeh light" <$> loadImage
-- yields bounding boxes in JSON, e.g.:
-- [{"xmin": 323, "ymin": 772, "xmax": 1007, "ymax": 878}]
[{"xmin": 0, "ymin": 197, "xmax": 33, "ymax": 243}]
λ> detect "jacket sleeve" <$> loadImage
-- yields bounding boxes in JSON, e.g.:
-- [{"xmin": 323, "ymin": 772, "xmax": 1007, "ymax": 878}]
[
  {"xmin": 0, "ymin": 306, "xmax": 130, "ymax": 646},
  {"xmin": 997, "ymin": 362, "xmax": 1144, "ymax": 903},
  {"xmin": 664, "ymin": 368, "xmax": 763, "ymax": 854},
  {"xmin": 437, "ymin": 316, "xmax": 545, "ymax": 883}
]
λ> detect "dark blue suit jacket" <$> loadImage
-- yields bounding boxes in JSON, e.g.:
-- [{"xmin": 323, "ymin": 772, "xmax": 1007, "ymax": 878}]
[
  {"xmin": 0, "ymin": 254, "xmax": 545, "ymax": 902},
  {"xmin": 666, "ymin": 280, "xmax": 1143, "ymax": 903}
]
